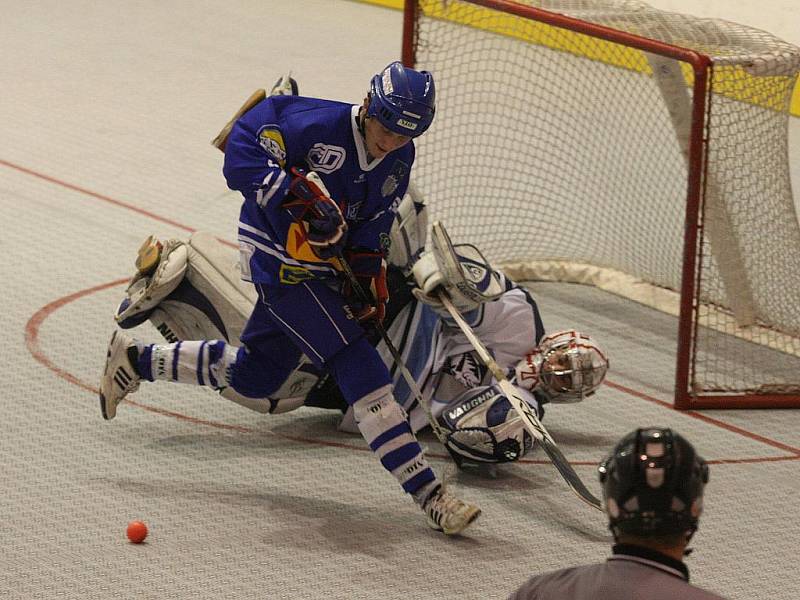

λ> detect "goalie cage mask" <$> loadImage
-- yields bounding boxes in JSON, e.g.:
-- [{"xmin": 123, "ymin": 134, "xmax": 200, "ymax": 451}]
[
  {"xmin": 515, "ymin": 330, "xmax": 608, "ymax": 403},
  {"xmin": 368, "ymin": 61, "xmax": 436, "ymax": 137},
  {"xmin": 598, "ymin": 428, "xmax": 709, "ymax": 542},
  {"xmin": 438, "ymin": 385, "xmax": 535, "ymax": 464}
]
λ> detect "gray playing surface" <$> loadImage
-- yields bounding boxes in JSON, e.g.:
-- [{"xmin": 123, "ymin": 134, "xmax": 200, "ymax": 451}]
[{"xmin": 2, "ymin": 1, "xmax": 798, "ymax": 599}]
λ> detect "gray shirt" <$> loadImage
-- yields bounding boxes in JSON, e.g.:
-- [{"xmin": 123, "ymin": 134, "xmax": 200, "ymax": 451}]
[{"xmin": 508, "ymin": 545, "xmax": 726, "ymax": 600}]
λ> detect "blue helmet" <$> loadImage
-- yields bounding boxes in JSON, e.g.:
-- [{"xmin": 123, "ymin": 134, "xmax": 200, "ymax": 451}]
[{"xmin": 367, "ymin": 62, "xmax": 436, "ymax": 137}]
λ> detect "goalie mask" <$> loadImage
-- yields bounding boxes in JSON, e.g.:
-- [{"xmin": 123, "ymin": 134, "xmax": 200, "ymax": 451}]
[
  {"xmin": 438, "ymin": 384, "xmax": 537, "ymax": 464},
  {"xmin": 515, "ymin": 331, "xmax": 608, "ymax": 402}
]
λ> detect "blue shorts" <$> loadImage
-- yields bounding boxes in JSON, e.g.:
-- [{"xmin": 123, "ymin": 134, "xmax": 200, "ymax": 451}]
[{"xmin": 229, "ymin": 279, "xmax": 389, "ymax": 401}]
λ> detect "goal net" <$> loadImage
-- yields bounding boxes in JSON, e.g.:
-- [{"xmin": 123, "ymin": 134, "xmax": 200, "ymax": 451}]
[{"xmin": 402, "ymin": 0, "xmax": 800, "ymax": 408}]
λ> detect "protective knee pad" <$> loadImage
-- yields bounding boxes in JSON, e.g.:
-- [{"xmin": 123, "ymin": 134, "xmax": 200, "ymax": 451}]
[{"xmin": 353, "ymin": 385, "xmax": 436, "ymax": 496}]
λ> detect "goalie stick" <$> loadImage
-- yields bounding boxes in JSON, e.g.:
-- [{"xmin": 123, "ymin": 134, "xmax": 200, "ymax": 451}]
[
  {"xmin": 336, "ymin": 252, "xmax": 451, "ymax": 446},
  {"xmin": 436, "ymin": 289, "xmax": 603, "ymax": 511}
]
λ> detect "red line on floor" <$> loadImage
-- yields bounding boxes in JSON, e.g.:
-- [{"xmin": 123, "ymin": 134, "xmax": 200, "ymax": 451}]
[
  {"xmin": 605, "ymin": 380, "xmax": 800, "ymax": 456},
  {"xmin": 1, "ymin": 158, "xmax": 197, "ymax": 234},
  {"xmin": 24, "ymin": 278, "xmax": 799, "ymax": 466},
  {"xmin": 8, "ymin": 157, "xmax": 799, "ymax": 464},
  {"xmin": 25, "ymin": 279, "xmax": 130, "ymax": 395},
  {"xmin": 23, "ymin": 278, "xmax": 440, "ymax": 456}
]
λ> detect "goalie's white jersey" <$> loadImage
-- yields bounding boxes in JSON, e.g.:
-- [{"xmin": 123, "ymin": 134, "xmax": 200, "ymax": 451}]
[{"xmin": 340, "ymin": 277, "xmax": 546, "ymax": 433}]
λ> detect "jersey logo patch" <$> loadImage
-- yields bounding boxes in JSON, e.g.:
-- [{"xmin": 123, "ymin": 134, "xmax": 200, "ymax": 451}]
[
  {"xmin": 278, "ymin": 264, "xmax": 314, "ymax": 284},
  {"xmin": 381, "ymin": 160, "xmax": 409, "ymax": 197},
  {"xmin": 346, "ymin": 201, "xmax": 363, "ymax": 220},
  {"xmin": 256, "ymin": 126, "xmax": 287, "ymax": 167},
  {"xmin": 444, "ymin": 352, "xmax": 487, "ymax": 388},
  {"xmin": 463, "ymin": 261, "xmax": 487, "ymax": 283},
  {"xmin": 307, "ymin": 143, "xmax": 346, "ymax": 174}
]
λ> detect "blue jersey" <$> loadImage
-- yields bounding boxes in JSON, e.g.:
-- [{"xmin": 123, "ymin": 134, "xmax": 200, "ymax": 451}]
[{"xmin": 223, "ymin": 96, "xmax": 415, "ymax": 286}]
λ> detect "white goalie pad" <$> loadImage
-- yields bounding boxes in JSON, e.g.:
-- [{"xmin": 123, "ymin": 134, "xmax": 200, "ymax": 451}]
[
  {"xmin": 438, "ymin": 384, "xmax": 536, "ymax": 464},
  {"xmin": 412, "ymin": 221, "xmax": 505, "ymax": 311},
  {"xmin": 115, "ymin": 232, "xmax": 326, "ymax": 405},
  {"xmin": 386, "ymin": 183, "xmax": 428, "ymax": 274},
  {"xmin": 116, "ymin": 232, "xmax": 257, "ymax": 343},
  {"xmin": 219, "ymin": 387, "xmax": 306, "ymax": 415},
  {"xmin": 116, "ymin": 238, "xmax": 188, "ymax": 325}
]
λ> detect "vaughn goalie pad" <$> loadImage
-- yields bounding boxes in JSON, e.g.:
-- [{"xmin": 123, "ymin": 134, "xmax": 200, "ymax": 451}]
[
  {"xmin": 438, "ymin": 384, "xmax": 536, "ymax": 464},
  {"xmin": 116, "ymin": 232, "xmax": 257, "ymax": 344},
  {"xmin": 386, "ymin": 183, "xmax": 428, "ymax": 274},
  {"xmin": 115, "ymin": 232, "xmax": 324, "ymax": 408}
]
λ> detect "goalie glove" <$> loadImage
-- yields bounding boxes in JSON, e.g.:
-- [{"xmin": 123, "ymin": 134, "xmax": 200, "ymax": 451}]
[
  {"xmin": 412, "ymin": 221, "xmax": 504, "ymax": 312},
  {"xmin": 343, "ymin": 249, "xmax": 389, "ymax": 324},
  {"xmin": 284, "ymin": 168, "xmax": 347, "ymax": 259}
]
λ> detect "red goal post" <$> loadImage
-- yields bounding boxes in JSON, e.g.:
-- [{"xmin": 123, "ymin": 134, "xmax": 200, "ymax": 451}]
[{"xmin": 402, "ymin": 0, "xmax": 800, "ymax": 409}]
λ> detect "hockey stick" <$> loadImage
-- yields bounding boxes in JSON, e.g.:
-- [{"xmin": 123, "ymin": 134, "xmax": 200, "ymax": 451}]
[
  {"xmin": 437, "ymin": 291, "xmax": 603, "ymax": 511},
  {"xmin": 336, "ymin": 253, "xmax": 451, "ymax": 445}
]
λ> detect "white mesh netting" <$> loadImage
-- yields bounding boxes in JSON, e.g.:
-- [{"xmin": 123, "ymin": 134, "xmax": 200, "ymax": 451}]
[{"xmin": 408, "ymin": 0, "xmax": 800, "ymax": 398}]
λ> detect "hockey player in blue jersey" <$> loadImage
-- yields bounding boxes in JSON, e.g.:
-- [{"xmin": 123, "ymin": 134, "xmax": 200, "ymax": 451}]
[
  {"xmin": 99, "ymin": 63, "xmax": 482, "ymax": 535},
  {"xmin": 109, "ymin": 190, "xmax": 609, "ymax": 474}
]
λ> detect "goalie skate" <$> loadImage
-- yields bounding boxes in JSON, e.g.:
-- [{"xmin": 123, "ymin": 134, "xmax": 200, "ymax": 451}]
[
  {"xmin": 423, "ymin": 487, "xmax": 481, "ymax": 535},
  {"xmin": 99, "ymin": 330, "xmax": 141, "ymax": 421},
  {"xmin": 269, "ymin": 72, "xmax": 298, "ymax": 96},
  {"xmin": 212, "ymin": 73, "xmax": 298, "ymax": 151}
]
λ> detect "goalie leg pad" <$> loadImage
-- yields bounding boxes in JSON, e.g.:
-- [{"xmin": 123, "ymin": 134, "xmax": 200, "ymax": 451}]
[
  {"xmin": 353, "ymin": 385, "xmax": 438, "ymax": 497},
  {"xmin": 116, "ymin": 239, "xmax": 189, "ymax": 328},
  {"xmin": 174, "ymin": 232, "xmax": 257, "ymax": 343},
  {"xmin": 438, "ymin": 384, "xmax": 538, "ymax": 464},
  {"xmin": 219, "ymin": 353, "xmax": 325, "ymax": 413},
  {"xmin": 116, "ymin": 232, "xmax": 257, "ymax": 344},
  {"xmin": 218, "ymin": 387, "xmax": 305, "ymax": 414},
  {"xmin": 386, "ymin": 183, "xmax": 428, "ymax": 273}
]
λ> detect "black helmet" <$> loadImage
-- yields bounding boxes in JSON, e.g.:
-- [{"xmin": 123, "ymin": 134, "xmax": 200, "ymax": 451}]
[{"xmin": 598, "ymin": 428, "xmax": 709, "ymax": 540}]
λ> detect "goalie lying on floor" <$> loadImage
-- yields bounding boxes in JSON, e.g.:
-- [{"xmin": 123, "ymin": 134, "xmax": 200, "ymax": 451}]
[{"xmin": 110, "ymin": 193, "xmax": 608, "ymax": 467}]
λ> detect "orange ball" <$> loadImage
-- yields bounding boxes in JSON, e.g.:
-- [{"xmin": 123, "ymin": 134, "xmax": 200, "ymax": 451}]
[{"xmin": 126, "ymin": 520, "xmax": 148, "ymax": 544}]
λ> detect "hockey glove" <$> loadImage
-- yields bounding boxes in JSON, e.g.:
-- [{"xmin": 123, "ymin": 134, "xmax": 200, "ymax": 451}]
[
  {"xmin": 343, "ymin": 249, "xmax": 389, "ymax": 324},
  {"xmin": 285, "ymin": 168, "xmax": 347, "ymax": 259}
]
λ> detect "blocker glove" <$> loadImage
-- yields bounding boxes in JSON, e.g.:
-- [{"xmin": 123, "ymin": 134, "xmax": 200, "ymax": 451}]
[
  {"xmin": 343, "ymin": 249, "xmax": 389, "ymax": 324},
  {"xmin": 285, "ymin": 168, "xmax": 347, "ymax": 259}
]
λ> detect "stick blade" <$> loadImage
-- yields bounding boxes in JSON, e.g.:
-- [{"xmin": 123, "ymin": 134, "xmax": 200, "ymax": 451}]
[{"xmin": 539, "ymin": 437, "xmax": 603, "ymax": 510}]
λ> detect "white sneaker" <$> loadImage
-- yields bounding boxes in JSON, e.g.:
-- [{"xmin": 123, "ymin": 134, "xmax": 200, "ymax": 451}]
[
  {"xmin": 269, "ymin": 73, "xmax": 298, "ymax": 97},
  {"xmin": 423, "ymin": 487, "xmax": 481, "ymax": 535},
  {"xmin": 99, "ymin": 330, "xmax": 141, "ymax": 420}
]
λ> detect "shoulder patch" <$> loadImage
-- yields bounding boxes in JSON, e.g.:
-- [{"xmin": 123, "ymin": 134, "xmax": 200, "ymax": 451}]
[{"xmin": 256, "ymin": 125, "xmax": 287, "ymax": 167}]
